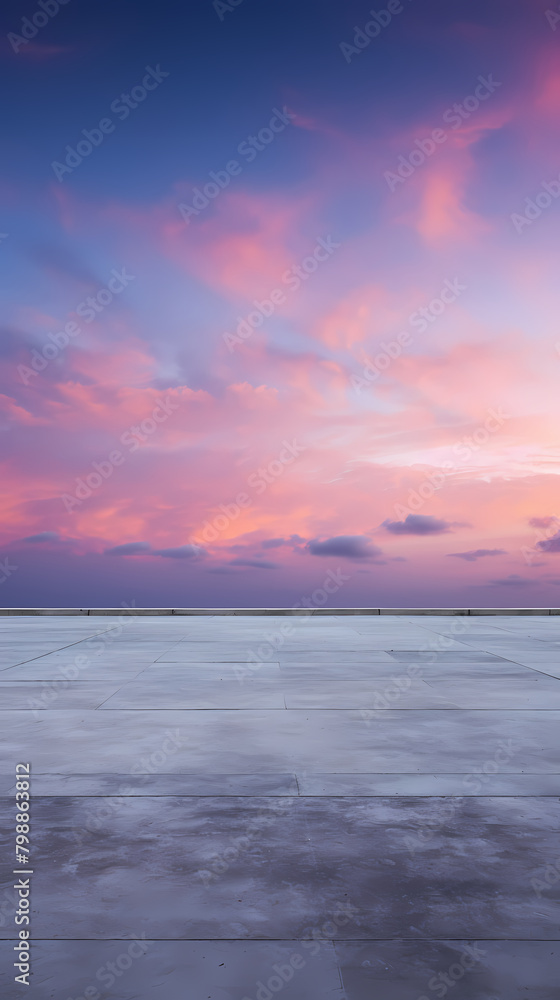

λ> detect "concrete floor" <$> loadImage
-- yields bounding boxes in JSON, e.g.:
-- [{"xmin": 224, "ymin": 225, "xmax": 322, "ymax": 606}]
[{"xmin": 0, "ymin": 613, "xmax": 559, "ymax": 998}]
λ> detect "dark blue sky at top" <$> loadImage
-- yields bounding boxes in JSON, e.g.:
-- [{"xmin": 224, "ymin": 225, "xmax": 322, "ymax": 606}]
[{"xmin": 1, "ymin": 0, "xmax": 533, "ymax": 202}]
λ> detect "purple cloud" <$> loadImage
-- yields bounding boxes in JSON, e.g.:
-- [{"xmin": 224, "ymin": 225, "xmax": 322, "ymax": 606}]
[
  {"xmin": 537, "ymin": 532, "xmax": 560, "ymax": 553},
  {"xmin": 105, "ymin": 542, "xmax": 205, "ymax": 559},
  {"xmin": 529, "ymin": 516, "xmax": 559, "ymax": 529},
  {"xmin": 21, "ymin": 531, "xmax": 59, "ymax": 543},
  {"xmin": 306, "ymin": 536, "xmax": 382, "ymax": 560},
  {"xmin": 489, "ymin": 574, "xmax": 535, "ymax": 587},
  {"xmin": 229, "ymin": 558, "xmax": 278, "ymax": 569},
  {"xmin": 153, "ymin": 545, "xmax": 204, "ymax": 559},
  {"xmin": 105, "ymin": 542, "xmax": 151, "ymax": 556},
  {"xmin": 382, "ymin": 515, "xmax": 454, "ymax": 535},
  {"xmin": 448, "ymin": 549, "xmax": 506, "ymax": 562},
  {"xmin": 262, "ymin": 535, "xmax": 305, "ymax": 549}
]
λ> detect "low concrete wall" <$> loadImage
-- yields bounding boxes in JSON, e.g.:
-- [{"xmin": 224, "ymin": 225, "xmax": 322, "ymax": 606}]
[{"xmin": 0, "ymin": 608, "xmax": 558, "ymax": 616}]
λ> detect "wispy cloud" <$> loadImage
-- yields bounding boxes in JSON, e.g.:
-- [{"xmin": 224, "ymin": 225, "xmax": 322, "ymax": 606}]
[
  {"xmin": 21, "ymin": 531, "xmax": 60, "ymax": 543},
  {"xmin": 229, "ymin": 558, "xmax": 278, "ymax": 569},
  {"xmin": 447, "ymin": 548, "xmax": 506, "ymax": 562},
  {"xmin": 382, "ymin": 515, "xmax": 457, "ymax": 536},
  {"xmin": 306, "ymin": 536, "xmax": 382, "ymax": 560}
]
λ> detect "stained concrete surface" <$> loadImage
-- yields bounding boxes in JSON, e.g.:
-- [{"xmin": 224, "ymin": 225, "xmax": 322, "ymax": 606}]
[{"xmin": 0, "ymin": 614, "xmax": 559, "ymax": 998}]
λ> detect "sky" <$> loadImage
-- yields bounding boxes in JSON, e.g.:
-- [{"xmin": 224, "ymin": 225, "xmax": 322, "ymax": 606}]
[{"xmin": 1, "ymin": 0, "xmax": 560, "ymax": 609}]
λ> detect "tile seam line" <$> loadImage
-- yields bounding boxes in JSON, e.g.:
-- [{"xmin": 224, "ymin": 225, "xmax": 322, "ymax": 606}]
[
  {"xmin": 16, "ymin": 793, "xmax": 560, "ymax": 799},
  {"xmin": 20, "ymin": 706, "xmax": 560, "ymax": 711},
  {"xmin": 0, "ymin": 608, "xmax": 558, "ymax": 615},
  {"xmin": 0, "ymin": 625, "xmax": 123, "ymax": 668},
  {"xmin": 11, "ymin": 772, "xmax": 560, "ymax": 778},
  {"xmin": 14, "ymin": 937, "xmax": 560, "ymax": 942}
]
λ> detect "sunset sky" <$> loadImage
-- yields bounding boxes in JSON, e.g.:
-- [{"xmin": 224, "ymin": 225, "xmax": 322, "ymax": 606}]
[{"xmin": 1, "ymin": 0, "xmax": 560, "ymax": 607}]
